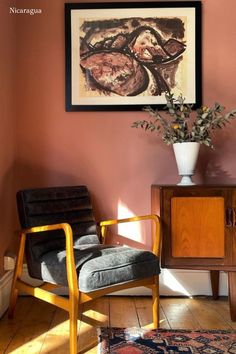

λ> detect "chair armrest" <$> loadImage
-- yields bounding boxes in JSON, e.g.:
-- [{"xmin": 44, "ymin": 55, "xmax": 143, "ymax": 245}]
[
  {"xmin": 99, "ymin": 214, "xmax": 161, "ymax": 257},
  {"xmin": 19, "ymin": 223, "xmax": 77, "ymax": 291},
  {"xmin": 20, "ymin": 222, "xmax": 71, "ymax": 235}
]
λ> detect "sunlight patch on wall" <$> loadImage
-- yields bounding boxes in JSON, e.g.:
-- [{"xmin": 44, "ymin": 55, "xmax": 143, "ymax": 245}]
[
  {"xmin": 161, "ymin": 269, "xmax": 192, "ymax": 297},
  {"xmin": 117, "ymin": 199, "xmax": 143, "ymax": 242}
]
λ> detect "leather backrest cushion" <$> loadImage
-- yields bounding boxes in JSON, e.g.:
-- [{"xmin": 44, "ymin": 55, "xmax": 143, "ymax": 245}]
[{"xmin": 16, "ymin": 186, "xmax": 100, "ymax": 260}]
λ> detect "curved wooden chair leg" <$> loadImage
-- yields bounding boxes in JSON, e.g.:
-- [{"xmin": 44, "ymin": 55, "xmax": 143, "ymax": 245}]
[
  {"xmin": 152, "ymin": 276, "xmax": 159, "ymax": 329},
  {"xmin": 8, "ymin": 287, "xmax": 19, "ymax": 319}
]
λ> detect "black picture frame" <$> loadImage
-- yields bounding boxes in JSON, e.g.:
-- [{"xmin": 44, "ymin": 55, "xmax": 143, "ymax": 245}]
[{"xmin": 65, "ymin": 1, "xmax": 202, "ymax": 111}]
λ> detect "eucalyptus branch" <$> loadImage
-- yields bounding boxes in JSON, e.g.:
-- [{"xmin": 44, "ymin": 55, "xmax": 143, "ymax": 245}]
[{"xmin": 132, "ymin": 92, "xmax": 236, "ymax": 148}]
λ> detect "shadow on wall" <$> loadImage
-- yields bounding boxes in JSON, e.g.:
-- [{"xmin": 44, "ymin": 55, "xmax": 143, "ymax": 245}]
[
  {"xmin": 0, "ymin": 164, "xmax": 16, "ymax": 271},
  {"xmin": 14, "ymin": 159, "xmax": 120, "ymax": 223},
  {"xmin": 202, "ymin": 161, "xmax": 236, "ymax": 184},
  {"xmin": 13, "ymin": 160, "xmax": 93, "ymax": 223},
  {"xmin": 0, "ymin": 165, "xmax": 15, "ymax": 227},
  {"xmin": 14, "ymin": 160, "xmax": 109, "ymax": 224},
  {"xmin": 198, "ymin": 137, "xmax": 236, "ymax": 184},
  {"xmin": 14, "ymin": 161, "xmax": 83, "ymax": 190}
]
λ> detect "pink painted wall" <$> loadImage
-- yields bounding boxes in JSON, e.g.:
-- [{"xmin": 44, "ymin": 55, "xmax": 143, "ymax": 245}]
[
  {"xmin": 0, "ymin": 1, "xmax": 16, "ymax": 275},
  {"xmin": 2, "ymin": 0, "xmax": 236, "ymax": 273}
]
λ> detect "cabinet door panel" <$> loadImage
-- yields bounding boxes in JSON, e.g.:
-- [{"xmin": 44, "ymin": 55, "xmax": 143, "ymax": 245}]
[
  {"xmin": 229, "ymin": 189, "xmax": 236, "ymax": 265},
  {"xmin": 171, "ymin": 197, "xmax": 225, "ymax": 258}
]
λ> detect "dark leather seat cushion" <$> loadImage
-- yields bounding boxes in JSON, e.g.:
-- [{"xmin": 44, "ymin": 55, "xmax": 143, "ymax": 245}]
[{"xmin": 38, "ymin": 244, "xmax": 160, "ymax": 293}]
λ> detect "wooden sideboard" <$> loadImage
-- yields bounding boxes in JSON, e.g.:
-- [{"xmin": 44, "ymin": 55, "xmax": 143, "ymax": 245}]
[{"xmin": 151, "ymin": 185, "xmax": 236, "ymax": 321}]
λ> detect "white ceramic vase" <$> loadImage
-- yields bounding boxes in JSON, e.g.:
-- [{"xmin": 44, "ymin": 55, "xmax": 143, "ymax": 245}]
[{"xmin": 173, "ymin": 142, "xmax": 200, "ymax": 186}]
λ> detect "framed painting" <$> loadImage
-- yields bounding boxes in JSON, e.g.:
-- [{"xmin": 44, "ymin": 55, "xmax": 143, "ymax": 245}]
[{"xmin": 65, "ymin": 1, "xmax": 202, "ymax": 111}]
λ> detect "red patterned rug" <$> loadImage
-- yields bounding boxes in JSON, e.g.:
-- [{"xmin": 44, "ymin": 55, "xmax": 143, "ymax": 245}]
[{"xmin": 98, "ymin": 327, "xmax": 236, "ymax": 353}]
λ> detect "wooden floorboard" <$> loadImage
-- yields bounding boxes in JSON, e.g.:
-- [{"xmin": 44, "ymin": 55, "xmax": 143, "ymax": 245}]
[
  {"xmin": 4, "ymin": 299, "xmax": 56, "ymax": 354},
  {"xmin": 161, "ymin": 297, "xmax": 201, "ymax": 330},
  {"xmin": 110, "ymin": 296, "xmax": 139, "ymax": 328},
  {"xmin": 0, "ymin": 296, "xmax": 235, "ymax": 353},
  {"xmin": 0, "ymin": 297, "xmax": 34, "ymax": 353}
]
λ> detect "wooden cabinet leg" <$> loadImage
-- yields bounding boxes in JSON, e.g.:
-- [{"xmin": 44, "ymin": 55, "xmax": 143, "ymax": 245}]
[
  {"xmin": 210, "ymin": 270, "xmax": 219, "ymax": 300},
  {"xmin": 228, "ymin": 271, "xmax": 236, "ymax": 322}
]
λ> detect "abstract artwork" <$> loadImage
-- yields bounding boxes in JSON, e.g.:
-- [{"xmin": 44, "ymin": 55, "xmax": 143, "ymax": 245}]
[{"xmin": 65, "ymin": 2, "xmax": 202, "ymax": 111}]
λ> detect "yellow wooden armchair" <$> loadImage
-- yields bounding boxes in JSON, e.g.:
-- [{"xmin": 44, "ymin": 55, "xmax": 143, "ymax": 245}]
[{"xmin": 9, "ymin": 186, "xmax": 161, "ymax": 354}]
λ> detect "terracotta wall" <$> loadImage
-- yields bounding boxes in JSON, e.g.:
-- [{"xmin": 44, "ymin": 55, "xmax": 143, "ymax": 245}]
[
  {"xmin": 1, "ymin": 0, "xmax": 236, "ymax": 273},
  {"xmin": 0, "ymin": 1, "xmax": 16, "ymax": 275}
]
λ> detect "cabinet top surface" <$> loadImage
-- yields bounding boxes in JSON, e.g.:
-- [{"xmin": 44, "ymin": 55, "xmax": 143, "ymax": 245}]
[{"xmin": 151, "ymin": 184, "xmax": 236, "ymax": 188}]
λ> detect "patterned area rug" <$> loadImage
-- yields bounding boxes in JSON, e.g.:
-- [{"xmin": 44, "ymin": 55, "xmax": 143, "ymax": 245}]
[{"xmin": 98, "ymin": 327, "xmax": 236, "ymax": 353}]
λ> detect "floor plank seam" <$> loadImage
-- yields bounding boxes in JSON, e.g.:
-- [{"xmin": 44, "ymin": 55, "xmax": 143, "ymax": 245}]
[
  {"xmin": 39, "ymin": 305, "xmax": 58, "ymax": 353},
  {"xmin": 160, "ymin": 302, "xmax": 171, "ymax": 329}
]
